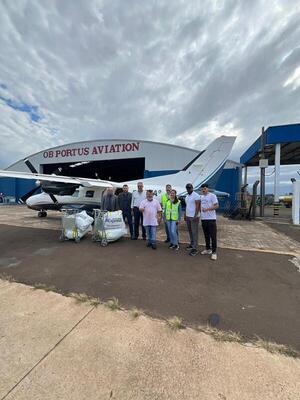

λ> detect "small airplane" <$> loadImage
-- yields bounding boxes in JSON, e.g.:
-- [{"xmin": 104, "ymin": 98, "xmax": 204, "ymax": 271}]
[{"xmin": 0, "ymin": 136, "xmax": 236, "ymax": 217}]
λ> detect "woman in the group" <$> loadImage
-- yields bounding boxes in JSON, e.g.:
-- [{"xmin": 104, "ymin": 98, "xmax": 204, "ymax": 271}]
[{"xmin": 164, "ymin": 189, "xmax": 182, "ymax": 250}]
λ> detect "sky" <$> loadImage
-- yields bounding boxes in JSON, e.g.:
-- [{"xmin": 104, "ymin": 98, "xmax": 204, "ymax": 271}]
[{"xmin": 0, "ymin": 0, "xmax": 300, "ymax": 194}]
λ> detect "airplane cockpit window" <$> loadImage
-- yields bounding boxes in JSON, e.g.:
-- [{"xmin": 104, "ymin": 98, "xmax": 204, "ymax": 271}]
[{"xmin": 85, "ymin": 190, "xmax": 94, "ymax": 198}]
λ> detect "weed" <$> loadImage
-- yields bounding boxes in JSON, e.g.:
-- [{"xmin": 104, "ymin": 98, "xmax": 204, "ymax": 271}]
[
  {"xmin": 253, "ymin": 336, "xmax": 299, "ymax": 358},
  {"xmin": 33, "ymin": 283, "xmax": 56, "ymax": 292},
  {"xmin": 201, "ymin": 326, "xmax": 243, "ymax": 343},
  {"xmin": 0, "ymin": 272, "xmax": 15, "ymax": 282},
  {"xmin": 166, "ymin": 316, "xmax": 184, "ymax": 330},
  {"xmin": 105, "ymin": 297, "xmax": 120, "ymax": 311},
  {"xmin": 130, "ymin": 307, "xmax": 143, "ymax": 319}
]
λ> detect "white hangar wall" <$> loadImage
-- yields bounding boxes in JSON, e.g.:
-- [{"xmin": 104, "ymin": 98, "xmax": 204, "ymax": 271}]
[{"xmin": 8, "ymin": 139, "xmax": 199, "ymax": 173}]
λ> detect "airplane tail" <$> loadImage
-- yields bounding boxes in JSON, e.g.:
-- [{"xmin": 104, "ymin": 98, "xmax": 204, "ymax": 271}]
[{"xmin": 173, "ymin": 135, "xmax": 236, "ymax": 190}]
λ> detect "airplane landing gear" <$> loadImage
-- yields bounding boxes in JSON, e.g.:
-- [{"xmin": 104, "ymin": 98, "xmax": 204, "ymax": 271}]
[{"xmin": 38, "ymin": 210, "xmax": 47, "ymax": 218}]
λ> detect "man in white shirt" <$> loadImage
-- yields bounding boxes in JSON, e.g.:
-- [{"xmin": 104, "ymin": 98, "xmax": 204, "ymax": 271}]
[
  {"xmin": 184, "ymin": 183, "xmax": 201, "ymax": 256},
  {"xmin": 131, "ymin": 181, "xmax": 147, "ymax": 240},
  {"xmin": 199, "ymin": 184, "xmax": 219, "ymax": 260}
]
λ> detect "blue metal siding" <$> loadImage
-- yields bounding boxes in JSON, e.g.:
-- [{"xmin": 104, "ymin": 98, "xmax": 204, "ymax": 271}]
[
  {"xmin": 215, "ymin": 168, "xmax": 240, "ymax": 210},
  {"xmin": 266, "ymin": 124, "xmax": 300, "ymax": 144},
  {"xmin": 0, "ymin": 178, "xmax": 37, "ymax": 201},
  {"xmin": 240, "ymin": 123, "xmax": 300, "ymax": 165},
  {"xmin": 240, "ymin": 136, "xmax": 261, "ymax": 165}
]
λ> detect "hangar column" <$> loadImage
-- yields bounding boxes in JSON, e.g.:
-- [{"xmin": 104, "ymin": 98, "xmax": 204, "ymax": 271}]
[
  {"xmin": 274, "ymin": 143, "xmax": 281, "ymax": 203},
  {"xmin": 243, "ymin": 166, "xmax": 247, "ymax": 186},
  {"xmin": 259, "ymin": 127, "xmax": 266, "ymax": 217},
  {"xmin": 292, "ymin": 181, "xmax": 300, "ymax": 225}
]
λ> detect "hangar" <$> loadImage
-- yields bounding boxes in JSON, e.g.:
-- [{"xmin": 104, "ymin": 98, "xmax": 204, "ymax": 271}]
[{"xmin": 0, "ymin": 138, "xmax": 241, "ymax": 206}]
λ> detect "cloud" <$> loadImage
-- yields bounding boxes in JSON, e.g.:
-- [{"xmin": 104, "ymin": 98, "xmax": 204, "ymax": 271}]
[{"xmin": 0, "ymin": 0, "xmax": 300, "ymax": 169}]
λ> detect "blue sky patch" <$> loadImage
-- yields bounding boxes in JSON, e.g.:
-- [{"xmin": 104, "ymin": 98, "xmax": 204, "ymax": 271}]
[
  {"xmin": 0, "ymin": 83, "xmax": 7, "ymax": 89},
  {"xmin": 0, "ymin": 95, "xmax": 42, "ymax": 122}
]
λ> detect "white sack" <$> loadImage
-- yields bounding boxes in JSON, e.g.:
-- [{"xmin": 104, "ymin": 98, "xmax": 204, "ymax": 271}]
[
  {"xmin": 64, "ymin": 225, "xmax": 92, "ymax": 240},
  {"xmin": 103, "ymin": 210, "xmax": 125, "ymax": 230},
  {"xmin": 75, "ymin": 210, "xmax": 94, "ymax": 231},
  {"xmin": 96, "ymin": 227, "xmax": 127, "ymax": 242}
]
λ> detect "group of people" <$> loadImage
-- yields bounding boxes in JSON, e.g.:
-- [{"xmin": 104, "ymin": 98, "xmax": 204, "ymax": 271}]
[{"xmin": 101, "ymin": 181, "xmax": 219, "ymax": 260}]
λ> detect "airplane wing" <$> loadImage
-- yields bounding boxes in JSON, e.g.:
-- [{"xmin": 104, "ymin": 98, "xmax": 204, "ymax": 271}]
[{"xmin": 0, "ymin": 170, "xmax": 114, "ymax": 188}]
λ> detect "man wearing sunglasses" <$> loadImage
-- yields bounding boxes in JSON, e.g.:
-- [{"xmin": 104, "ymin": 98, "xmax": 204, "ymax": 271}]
[{"xmin": 199, "ymin": 184, "xmax": 219, "ymax": 260}]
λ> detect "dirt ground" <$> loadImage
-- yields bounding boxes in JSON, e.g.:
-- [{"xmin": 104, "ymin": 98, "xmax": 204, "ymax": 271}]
[{"xmin": 1, "ymin": 224, "xmax": 299, "ymax": 352}]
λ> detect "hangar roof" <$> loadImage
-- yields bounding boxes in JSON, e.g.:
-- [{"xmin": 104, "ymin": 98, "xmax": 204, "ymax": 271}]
[{"xmin": 240, "ymin": 123, "xmax": 300, "ymax": 166}]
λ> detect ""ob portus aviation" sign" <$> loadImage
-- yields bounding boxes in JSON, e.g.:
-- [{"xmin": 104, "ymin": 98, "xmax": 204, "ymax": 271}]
[{"xmin": 43, "ymin": 142, "xmax": 140, "ymax": 159}]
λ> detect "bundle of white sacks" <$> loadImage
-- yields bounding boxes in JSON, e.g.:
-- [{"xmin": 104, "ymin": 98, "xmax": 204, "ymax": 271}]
[
  {"xmin": 64, "ymin": 210, "xmax": 94, "ymax": 240},
  {"xmin": 96, "ymin": 210, "xmax": 127, "ymax": 242},
  {"xmin": 63, "ymin": 210, "xmax": 127, "ymax": 242}
]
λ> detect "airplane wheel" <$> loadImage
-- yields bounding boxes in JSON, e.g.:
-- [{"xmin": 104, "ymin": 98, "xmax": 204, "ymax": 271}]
[
  {"xmin": 75, "ymin": 236, "xmax": 81, "ymax": 243},
  {"xmin": 101, "ymin": 239, "xmax": 108, "ymax": 247},
  {"xmin": 38, "ymin": 211, "xmax": 47, "ymax": 218}
]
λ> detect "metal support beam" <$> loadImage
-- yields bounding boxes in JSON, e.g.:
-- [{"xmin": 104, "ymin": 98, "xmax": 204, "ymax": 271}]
[
  {"xmin": 260, "ymin": 127, "xmax": 266, "ymax": 217},
  {"xmin": 274, "ymin": 143, "xmax": 281, "ymax": 202},
  {"xmin": 292, "ymin": 181, "xmax": 300, "ymax": 225},
  {"xmin": 243, "ymin": 166, "xmax": 248, "ymax": 186}
]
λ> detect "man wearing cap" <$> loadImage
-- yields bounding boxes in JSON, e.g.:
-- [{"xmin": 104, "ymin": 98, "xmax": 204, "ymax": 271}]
[
  {"xmin": 199, "ymin": 184, "xmax": 219, "ymax": 260},
  {"xmin": 131, "ymin": 181, "xmax": 147, "ymax": 240},
  {"xmin": 184, "ymin": 183, "xmax": 201, "ymax": 256}
]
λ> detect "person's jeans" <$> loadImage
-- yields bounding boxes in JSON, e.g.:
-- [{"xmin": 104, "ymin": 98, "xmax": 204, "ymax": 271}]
[
  {"xmin": 133, "ymin": 207, "xmax": 146, "ymax": 238},
  {"xmin": 122, "ymin": 210, "xmax": 133, "ymax": 237},
  {"xmin": 186, "ymin": 217, "xmax": 199, "ymax": 250},
  {"xmin": 166, "ymin": 220, "xmax": 178, "ymax": 246},
  {"xmin": 145, "ymin": 225, "xmax": 157, "ymax": 245},
  {"xmin": 163, "ymin": 216, "xmax": 170, "ymax": 241},
  {"xmin": 201, "ymin": 220, "xmax": 217, "ymax": 253}
]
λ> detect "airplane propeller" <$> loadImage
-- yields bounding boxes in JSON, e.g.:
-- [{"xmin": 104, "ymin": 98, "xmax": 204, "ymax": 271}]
[
  {"xmin": 19, "ymin": 159, "xmax": 62, "ymax": 205},
  {"xmin": 19, "ymin": 183, "xmax": 42, "ymax": 204}
]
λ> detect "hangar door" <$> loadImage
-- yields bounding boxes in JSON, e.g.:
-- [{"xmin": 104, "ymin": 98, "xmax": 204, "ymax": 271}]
[{"xmin": 42, "ymin": 157, "xmax": 145, "ymax": 182}]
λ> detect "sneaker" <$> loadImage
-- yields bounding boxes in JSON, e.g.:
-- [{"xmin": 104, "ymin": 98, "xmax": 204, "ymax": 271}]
[
  {"xmin": 152, "ymin": 244, "xmax": 157, "ymax": 250},
  {"xmin": 211, "ymin": 253, "xmax": 217, "ymax": 261},
  {"xmin": 146, "ymin": 242, "xmax": 152, "ymax": 247},
  {"xmin": 168, "ymin": 243, "xmax": 174, "ymax": 248},
  {"xmin": 189, "ymin": 249, "xmax": 199, "ymax": 257},
  {"xmin": 185, "ymin": 245, "xmax": 193, "ymax": 251},
  {"xmin": 201, "ymin": 249, "xmax": 212, "ymax": 255},
  {"xmin": 164, "ymin": 239, "xmax": 170, "ymax": 243},
  {"xmin": 173, "ymin": 245, "xmax": 180, "ymax": 251}
]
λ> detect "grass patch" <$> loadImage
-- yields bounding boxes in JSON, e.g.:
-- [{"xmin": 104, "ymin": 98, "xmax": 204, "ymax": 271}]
[
  {"xmin": 166, "ymin": 316, "xmax": 184, "ymax": 330},
  {"xmin": 129, "ymin": 307, "xmax": 143, "ymax": 319},
  {"xmin": 0, "ymin": 272, "xmax": 15, "ymax": 282},
  {"xmin": 33, "ymin": 283, "xmax": 57, "ymax": 292},
  {"xmin": 68, "ymin": 292, "xmax": 101, "ymax": 307},
  {"xmin": 253, "ymin": 336, "xmax": 299, "ymax": 358},
  {"xmin": 89, "ymin": 297, "xmax": 101, "ymax": 307},
  {"xmin": 200, "ymin": 325, "xmax": 243, "ymax": 343},
  {"xmin": 197, "ymin": 325, "xmax": 299, "ymax": 358},
  {"xmin": 68, "ymin": 292, "xmax": 90, "ymax": 303},
  {"xmin": 105, "ymin": 297, "xmax": 120, "ymax": 311}
]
